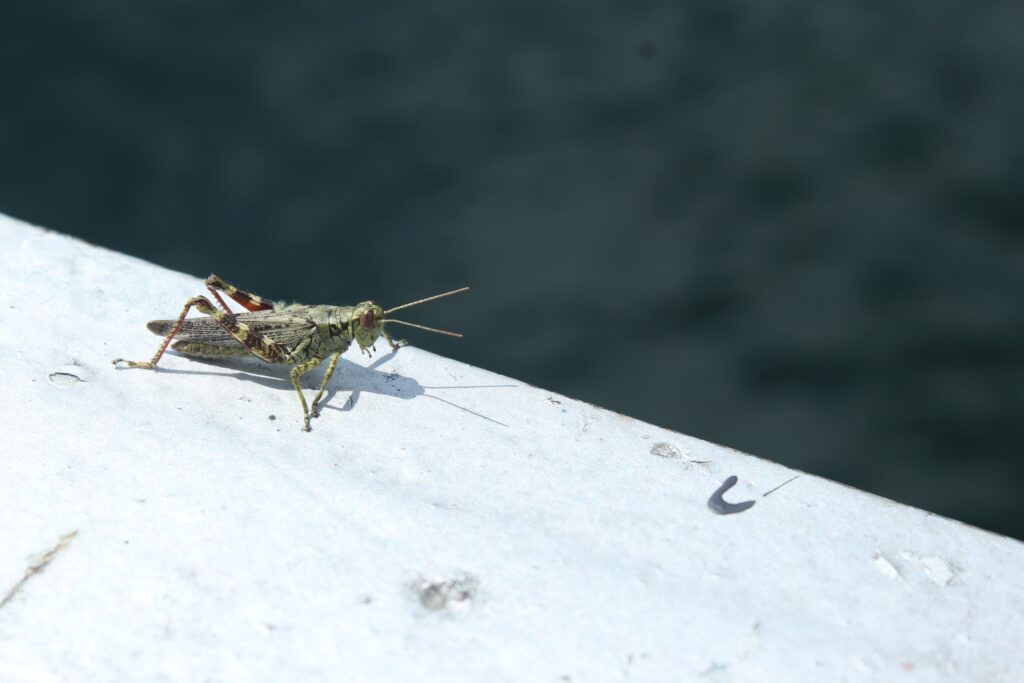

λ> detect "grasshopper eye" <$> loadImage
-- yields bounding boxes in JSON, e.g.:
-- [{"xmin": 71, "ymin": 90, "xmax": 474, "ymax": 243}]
[{"xmin": 360, "ymin": 310, "xmax": 375, "ymax": 328}]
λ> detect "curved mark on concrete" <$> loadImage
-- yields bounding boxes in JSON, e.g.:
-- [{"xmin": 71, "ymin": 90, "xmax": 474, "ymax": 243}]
[{"xmin": 708, "ymin": 475, "xmax": 756, "ymax": 515}]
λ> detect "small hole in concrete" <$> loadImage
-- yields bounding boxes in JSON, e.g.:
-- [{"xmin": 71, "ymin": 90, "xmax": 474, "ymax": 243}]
[
  {"xmin": 48, "ymin": 372, "xmax": 82, "ymax": 388},
  {"xmin": 413, "ymin": 573, "xmax": 480, "ymax": 611}
]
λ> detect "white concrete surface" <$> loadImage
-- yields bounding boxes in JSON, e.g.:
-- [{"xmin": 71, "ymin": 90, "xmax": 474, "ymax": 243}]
[{"xmin": 0, "ymin": 211, "xmax": 1021, "ymax": 682}]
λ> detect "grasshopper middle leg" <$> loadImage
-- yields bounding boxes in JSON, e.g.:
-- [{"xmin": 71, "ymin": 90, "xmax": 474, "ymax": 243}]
[
  {"xmin": 309, "ymin": 352, "xmax": 342, "ymax": 420},
  {"xmin": 290, "ymin": 356, "xmax": 326, "ymax": 432}
]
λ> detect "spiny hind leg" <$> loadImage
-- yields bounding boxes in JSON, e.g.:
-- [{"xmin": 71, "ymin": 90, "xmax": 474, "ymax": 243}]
[
  {"xmin": 205, "ymin": 273, "xmax": 278, "ymax": 313},
  {"xmin": 310, "ymin": 352, "xmax": 341, "ymax": 419},
  {"xmin": 290, "ymin": 357, "xmax": 326, "ymax": 431},
  {"xmin": 113, "ymin": 296, "xmax": 220, "ymax": 369},
  {"xmin": 113, "ymin": 295, "xmax": 290, "ymax": 369}
]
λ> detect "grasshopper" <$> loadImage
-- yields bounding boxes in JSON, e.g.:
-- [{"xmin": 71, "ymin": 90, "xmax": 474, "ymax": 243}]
[{"xmin": 113, "ymin": 274, "xmax": 468, "ymax": 431}]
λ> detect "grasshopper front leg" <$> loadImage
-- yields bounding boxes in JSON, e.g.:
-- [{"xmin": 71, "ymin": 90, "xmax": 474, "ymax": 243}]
[{"xmin": 383, "ymin": 330, "xmax": 408, "ymax": 352}]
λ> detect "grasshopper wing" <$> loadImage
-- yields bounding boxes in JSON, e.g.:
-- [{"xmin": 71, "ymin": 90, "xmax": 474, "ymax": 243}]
[{"xmin": 147, "ymin": 309, "xmax": 317, "ymax": 356}]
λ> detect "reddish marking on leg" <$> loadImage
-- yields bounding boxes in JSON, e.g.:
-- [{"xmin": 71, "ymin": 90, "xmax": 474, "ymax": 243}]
[
  {"xmin": 117, "ymin": 292, "xmax": 289, "ymax": 369},
  {"xmin": 147, "ymin": 296, "xmax": 216, "ymax": 367},
  {"xmin": 205, "ymin": 274, "xmax": 275, "ymax": 312},
  {"xmin": 229, "ymin": 290, "xmax": 273, "ymax": 312},
  {"xmin": 210, "ymin": 290, "xmax": 234, "ymax": 314}
]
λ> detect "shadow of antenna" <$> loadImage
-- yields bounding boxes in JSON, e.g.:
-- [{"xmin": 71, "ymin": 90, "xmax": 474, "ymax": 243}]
[{"xmin": 423, "ymin": 394, "xmax": 509, "ymax": 428}]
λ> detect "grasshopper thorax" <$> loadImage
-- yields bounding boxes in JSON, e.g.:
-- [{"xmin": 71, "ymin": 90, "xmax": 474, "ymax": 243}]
[{"xmin": 348, "ymin": 301, "xmax": 385, "ymax": 350}]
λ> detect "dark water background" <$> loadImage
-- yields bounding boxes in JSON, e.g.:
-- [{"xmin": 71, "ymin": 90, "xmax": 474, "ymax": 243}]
[{"xmin": 2, "ymin": 3, "xmax": 1022, "ymax": 538}]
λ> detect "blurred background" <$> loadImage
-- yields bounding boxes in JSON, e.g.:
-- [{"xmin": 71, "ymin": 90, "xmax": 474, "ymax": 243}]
[{"xmin": 1, "ymin": 3, "xmax": 1021, "ymax": 538}]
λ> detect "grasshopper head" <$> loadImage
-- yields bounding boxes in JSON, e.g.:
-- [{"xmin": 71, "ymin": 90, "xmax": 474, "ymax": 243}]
[
  {"xmin": 351, "ymin": 301, "xmax": 386, "ymax": 350},
  {"xmin": 345, "ymin": 287, "xmax": 469, "ymax": 352}
]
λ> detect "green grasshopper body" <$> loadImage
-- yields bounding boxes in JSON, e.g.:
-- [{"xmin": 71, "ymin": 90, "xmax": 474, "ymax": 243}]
[{"xmin": 114, "ymin": 274, "xmax": 467, "ymax": 431}]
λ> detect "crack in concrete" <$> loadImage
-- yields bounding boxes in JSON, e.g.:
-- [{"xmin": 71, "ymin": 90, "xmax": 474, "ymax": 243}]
[{"xmin": 0, "ymin": 531, "xmax": 78, "ymax": 611}]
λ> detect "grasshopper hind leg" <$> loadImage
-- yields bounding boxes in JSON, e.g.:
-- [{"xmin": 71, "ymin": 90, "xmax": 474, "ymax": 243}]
[
  {"xmin": 204, "ymin": 274, "xmax": 277, "ymax": 313},
  {"xmin": 113, "ymin": 295, "xmax": 218, "ymax": 369},
  {"xmin": 114, "ymin": 295, "xmax": 290, "ymax": 370}
]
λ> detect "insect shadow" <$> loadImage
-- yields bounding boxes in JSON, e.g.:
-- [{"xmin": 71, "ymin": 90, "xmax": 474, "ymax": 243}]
[
  {"xmin": 157, "ymin": 348, "xmax": 512, "ymax": 427},
  {"xmin": 318, "ymin": 353, "xmax": 514, "ymax": 427}
]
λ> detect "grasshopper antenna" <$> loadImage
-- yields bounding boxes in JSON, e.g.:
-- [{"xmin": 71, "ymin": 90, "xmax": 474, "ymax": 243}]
[
  {"xmin": 384, "ymin": 286, "xmax": 468, "ymax": 338},
  {"xmin": 384, "ymin": 286, "xmax": 470, "ymax": 315},
  {"xmin": 384, "ymin": 319, "xmax": 463, "ymax": 338}
]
